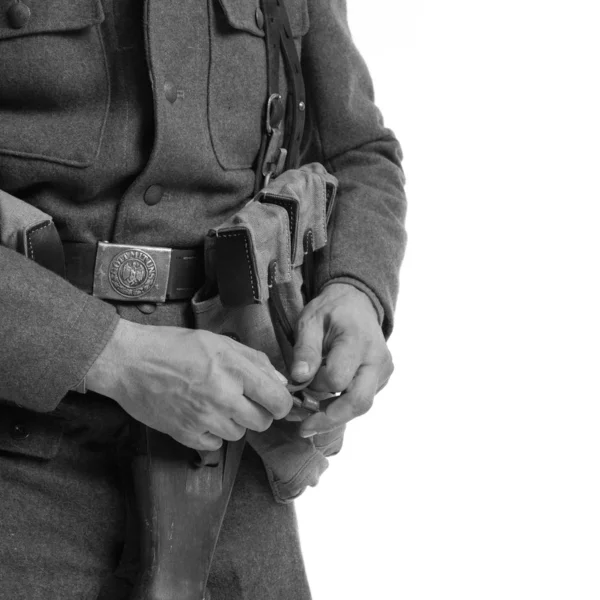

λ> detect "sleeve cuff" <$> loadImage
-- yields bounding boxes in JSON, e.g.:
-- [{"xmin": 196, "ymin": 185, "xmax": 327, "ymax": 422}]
[{"xmin": 24, "ymin": 298, "xmax": 119, "ymax": 412}]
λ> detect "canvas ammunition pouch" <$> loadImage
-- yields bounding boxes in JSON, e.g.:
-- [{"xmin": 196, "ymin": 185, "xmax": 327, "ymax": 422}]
[{"xmin": 193, "ymin": 162, "xmax": 345, "ymax": 504}]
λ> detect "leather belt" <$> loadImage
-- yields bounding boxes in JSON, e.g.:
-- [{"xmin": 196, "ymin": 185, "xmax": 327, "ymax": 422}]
[{"xmin": 64, "ymin": 242, "xmax": 204, "ymax": 302}]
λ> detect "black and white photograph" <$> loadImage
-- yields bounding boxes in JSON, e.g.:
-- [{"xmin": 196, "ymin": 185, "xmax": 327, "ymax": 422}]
[{"xmin": 0, "ymin": 0, "xmax": 598, "ymax": 599}]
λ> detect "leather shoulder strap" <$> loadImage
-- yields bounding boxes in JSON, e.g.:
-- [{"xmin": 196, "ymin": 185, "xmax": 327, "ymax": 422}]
[{"xmin": 255, "ymin": 0, "xmax": 307, "ymax": 193}]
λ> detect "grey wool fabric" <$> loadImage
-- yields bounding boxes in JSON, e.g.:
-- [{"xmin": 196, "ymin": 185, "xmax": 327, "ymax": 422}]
[
  {"xmin": 0, "ymin": 0, "xmax": 406, "ymax": 414},
  {"xmin": 0, "ymin": 396, "xmax": 312, "ymax": 600},
  {"xmin": 0, "ymin": 0, "xmax": 406, "ymax": 596}
]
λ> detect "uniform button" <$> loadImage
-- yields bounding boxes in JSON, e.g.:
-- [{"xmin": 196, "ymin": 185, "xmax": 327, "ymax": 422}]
[
  {"xmin": 255, "ymin": 7, "xmax": 264, "ymax": 30},
  {"xmin": 10, "ymin": 422, "xmax": 30, "ymax": 441},
  {"xmin": 164, "ymin": 80, "xmax": 178, "ymax": 104},
  {"xmin": 7, "ymin": 2, "xmax": 31, "ymax": 29},
  {"xmin": 136, "ymin": 303, "xmax": 157, "ymax": 315},
  {"xmin": 144, "ymin": 184, "xmax": 164, "ymax": 206}
]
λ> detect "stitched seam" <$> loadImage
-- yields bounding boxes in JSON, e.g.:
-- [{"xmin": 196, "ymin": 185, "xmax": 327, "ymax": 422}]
[
  {"xmin": 261, "ymin": 195, "xmax": 297, "ymax": 241},
  {"xmin": 26, "ymin": 221, "xmax": 53, "ymax": 261},
  {"xmin": 303, "ymin": 228, "xmax": 313, "ymax": 254},
  {"xmin": 260, "ymin": 193, "xmax": 299, "ymax": 266},
  {"xmin": 220, "ymin": 231, "xmax": 258, "ymax": 301},
  {"xmin": 317, "ymin": 176, "xmax": 327, "ymax": 242}
]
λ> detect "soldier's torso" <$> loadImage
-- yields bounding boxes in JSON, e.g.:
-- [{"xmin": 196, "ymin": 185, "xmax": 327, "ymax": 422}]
[{"xmin": 0, "ymin": 0, "xmax": 309, "ymax": 247}]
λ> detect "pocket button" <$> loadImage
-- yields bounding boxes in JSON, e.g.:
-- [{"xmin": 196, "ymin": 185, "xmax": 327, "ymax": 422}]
[
  {"xmin": 164, "ymin": 81, "xmax": 178, "ymax": 104},
  {"xmin": 144, "ymin": 184, "xmax": 164, "ymax": 206},
  {"xmin": 255, "ymin": 7, "xmax": 264, "ymax": 30},
  {"xmin": 7, "ymin": 2, "xmax": 31, "ymax": 29},
  {"xmin": 10, "ymin": 422, "xmax": 30, "ymax": 441}
]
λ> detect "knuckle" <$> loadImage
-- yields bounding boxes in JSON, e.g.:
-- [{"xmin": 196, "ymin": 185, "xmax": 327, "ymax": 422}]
[
  {"xmin": 254, "ymin": 350, "xmax": 270, "ymax": 366},
  {"xmin": 387, "ymin": 357, "xmax": 395, "ymax": 378},
  {"xmin": 296, "ymin": 313, "xmax": 313, "ymax": 332},
  {"xmin": 351, "ymin": 395, "xmax": 374, "ymax": 418},
  {"xmin": 272, "ymin": 395, "xmax": 293, "ymax": 420},
  {"xmin": 380, "ymin": 349, "xmax": 394, "ymax": 378},
  {"xmin": 296, "ymin": 343, "xmax": 320, "ymax": 360},
  {"xmin": 328, "ymin": 369, "xmax": 351, "ymax": 392}
]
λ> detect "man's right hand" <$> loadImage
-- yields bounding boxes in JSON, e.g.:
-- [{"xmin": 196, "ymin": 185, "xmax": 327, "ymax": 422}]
[{"xmin": 86, "ymin": 318, "xmax": 293, "ymax": 451}]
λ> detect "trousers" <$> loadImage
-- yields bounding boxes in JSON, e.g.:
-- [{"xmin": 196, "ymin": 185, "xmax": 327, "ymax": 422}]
[{"xmin": 0, "ymin": 394, "xmax": 312, "ymax": 600}]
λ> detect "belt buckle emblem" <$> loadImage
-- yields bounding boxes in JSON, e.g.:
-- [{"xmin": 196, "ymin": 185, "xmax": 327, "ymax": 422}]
[
  {"xmin": 109, "ymin": 249, "xmax": 157, "ymax": 298},
  {"xmin": 93, "ymin": 242, "xmax": 172, "ymax": 302}
]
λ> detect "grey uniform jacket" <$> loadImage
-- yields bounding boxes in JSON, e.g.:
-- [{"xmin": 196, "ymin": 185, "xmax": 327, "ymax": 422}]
[{"xmin": 0, "ymin": 0, "xmax": 407, "ymax": 498}]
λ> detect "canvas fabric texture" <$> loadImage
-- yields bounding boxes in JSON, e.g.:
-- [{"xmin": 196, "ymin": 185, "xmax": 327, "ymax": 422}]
[{"xmin": 192, "ymin": 164, "xmax": 344, "ymax": 502}]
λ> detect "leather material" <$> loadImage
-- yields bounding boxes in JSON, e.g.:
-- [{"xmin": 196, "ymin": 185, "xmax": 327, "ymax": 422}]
[
  {"xmin": 23, "ymin": 220, "xmax": 66, "ymax": 278},
  {"xmin": 255, "ymin": 0, "xmax": 306, "ymax": 192},
  {"xmin": 63, "ymin": 242, "xmax": 203, "ymax": 301},
  {"xmin": 279, "ymin": 0, "xmax": 306, "ymax": 170},
  {"xmin": 255, "ymin": 0, "xmax": 284, "ymax": 193},
  {"xmin": 301, "ymin": 228, "xmax": 314, "ymax": 302},
  {"xmin": 130, "ymin": 429, "xmax": 245, "ymax": 600},
  {"xmin": 213, "ymin": 230, "xmax": 260, "ymax": 307},
  {"xmin": 260, "ymin": 192, "xmax": 300, "ymax": 261},
  {"xmin": 325, "ymin": 181, "xmax": 338, "ymax": 223}
]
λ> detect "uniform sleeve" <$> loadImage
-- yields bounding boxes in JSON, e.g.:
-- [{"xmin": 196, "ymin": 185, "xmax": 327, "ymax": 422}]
[
  {"xmin": 0, "ymin": 245, "xmax": 119, "ymax": 413},
  {"xmin": 301, "ymin": 0, "xmax": 407, "ymax": 337}
]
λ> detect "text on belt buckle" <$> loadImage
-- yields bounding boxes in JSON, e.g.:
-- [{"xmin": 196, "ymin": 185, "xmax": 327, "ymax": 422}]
[{"xmin": 92, "ymin": 242, "xmax": 172, "ymax": 302}]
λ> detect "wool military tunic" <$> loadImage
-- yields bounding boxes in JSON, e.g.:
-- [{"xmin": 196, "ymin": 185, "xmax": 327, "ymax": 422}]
[{"xmin": 0, "ymin": 0, "xmax": 406, "ymax": 597}]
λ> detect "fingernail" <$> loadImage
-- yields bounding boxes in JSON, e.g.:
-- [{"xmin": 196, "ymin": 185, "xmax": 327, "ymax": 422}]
[
  {"xmin": 300, "ymin": 430, "xmax": 317, "ymax": 438},
  {"xmin": 294, "ymin": 361, "xmax": 310, "ymax": 378},
  {"xmin": 275, "ymin": 371, "xmax": 288, "ymax": 384}
]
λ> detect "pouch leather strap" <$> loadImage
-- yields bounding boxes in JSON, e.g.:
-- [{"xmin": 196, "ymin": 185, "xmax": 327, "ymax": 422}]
[{"xmin": 23, "ymin": 220, "xmax": 66, "ymax": 278}]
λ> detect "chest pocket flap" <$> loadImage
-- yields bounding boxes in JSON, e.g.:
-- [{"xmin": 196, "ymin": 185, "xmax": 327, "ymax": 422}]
[
  {"xmin": 217, "ymin": 0, "xmax": 309, "ymax": 38},
  {"xmin": 0, "ymin": 0, "xmax": 104, "ymax": 39},
  {"xmin": 209, "ymin": 0, "xmax": 309, "ymax": 171},
  {"xmin": 0, "ymin": 0, "xmax": 109, "ymax": 167}
]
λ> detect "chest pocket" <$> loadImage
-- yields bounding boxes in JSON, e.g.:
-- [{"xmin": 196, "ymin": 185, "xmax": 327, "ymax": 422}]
[
  {"xmin": 0, "ymin": 0, "xmax": 109, "ymax": 168},
  {"xmin": 208, "ymin": 0, "xmax": 309, "ymax": 171}
]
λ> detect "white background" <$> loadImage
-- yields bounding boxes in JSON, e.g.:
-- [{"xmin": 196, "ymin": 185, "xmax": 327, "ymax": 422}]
[{"xmin": 296, "ymin": 1, "xmax": 600, "ymax": 599}]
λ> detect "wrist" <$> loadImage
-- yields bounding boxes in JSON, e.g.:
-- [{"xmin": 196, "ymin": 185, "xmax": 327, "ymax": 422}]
[
  {"xmin": 320, "ymin": 282, "xmax": 379, "ymax": 322},
  {"xmin": 86, "ymin": 317, "xmax": 138, "ymax": 398}
]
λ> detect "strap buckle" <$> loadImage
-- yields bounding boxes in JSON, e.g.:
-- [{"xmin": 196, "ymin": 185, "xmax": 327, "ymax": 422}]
[
  {"xmin": 261, "ymin": 94, "xmax": 287, "ymax": 188},
  {"xmin": 92, "ymin": 242, "xmax": 172, "ymax": 302},
  {"xmin": 265, "ymin": 93, "xmax": 284, "ymax": 134}
]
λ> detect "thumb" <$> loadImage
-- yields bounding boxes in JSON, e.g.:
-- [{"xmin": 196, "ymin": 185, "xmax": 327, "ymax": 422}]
[{"xmin": 291, "ymin": 315, "xmax": 324, "ymax": 383}]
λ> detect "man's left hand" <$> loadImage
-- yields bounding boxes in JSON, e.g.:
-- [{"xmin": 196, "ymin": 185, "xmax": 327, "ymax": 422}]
[{"xmin": 290, "ymin": 283, "xmax": 394, "ymax": 437}]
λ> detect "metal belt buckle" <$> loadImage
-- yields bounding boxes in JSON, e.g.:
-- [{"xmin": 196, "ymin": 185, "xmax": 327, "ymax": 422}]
[{"xmin": 92, "ymin": 242, "xmax": 172, "ymax": 302}]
